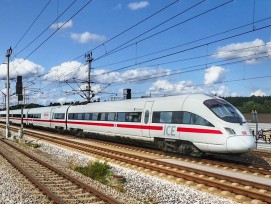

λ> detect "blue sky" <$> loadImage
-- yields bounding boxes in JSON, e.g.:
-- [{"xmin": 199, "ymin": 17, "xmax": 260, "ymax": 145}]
[{"xmin": 0, "ymin": 0, "xmax": 271, "ymax": 106}]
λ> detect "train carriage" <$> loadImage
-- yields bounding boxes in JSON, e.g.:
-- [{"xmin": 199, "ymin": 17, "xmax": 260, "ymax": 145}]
[{"xmin": 0, "ymin": 93, "xmax": 255, "ymax": 155}]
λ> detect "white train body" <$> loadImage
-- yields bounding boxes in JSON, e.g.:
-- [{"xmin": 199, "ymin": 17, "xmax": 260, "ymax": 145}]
[{"xmin": 1, "ymin": 94, "xmax": 255, "ymax": 154}]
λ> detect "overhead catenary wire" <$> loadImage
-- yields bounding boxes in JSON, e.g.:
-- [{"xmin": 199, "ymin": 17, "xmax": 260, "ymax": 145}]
[
  {"xmin": 94, "ymin": 0, "xmax": 234, "ymax": 62},
  {"xmin": 4, "ymin": 1, "xmax": 270, "ymax": 104},
  {"xmin": 74, "ymin": 0, "xmax": 181, "ymax": 60},
  {"xmin": 20, "ymin": 1, "xmax": 266, "ymax": 86},
  {"xmin": 14, "ymin": 0, "xmax": 78, "ymax": 57},
  {"xmin": 37, "ymin": 45, "xmax": 271, "ymax": 95},
  {"xmin": 25, "ymin": 19, "xmax": 271, "ymax": 96},
  {"xmin": 5, "ymin": 0, "xmax": 93, "ymax": 83},
  {"xmin": 94, "ymin": 16, "xmax": 271, "ymax": 69},
  {"xmin": 13, "ymin": 0, "xmax": 52, "ymax": 50},
  {"xmin": 38, "ymin": 15, "xmax": 271, "ymax": 86}
]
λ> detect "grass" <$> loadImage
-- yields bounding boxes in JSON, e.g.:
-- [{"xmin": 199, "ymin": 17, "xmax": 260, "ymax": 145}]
[
  {"xmin": 74, "ymin": 160, "xmax": 113, "ymax": 185},
  {"xmin": 24, "ymin": 141, "xmax": 41, "ymax": 148}
]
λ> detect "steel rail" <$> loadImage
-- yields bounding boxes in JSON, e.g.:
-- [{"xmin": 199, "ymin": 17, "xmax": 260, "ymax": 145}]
[
  {"xmin": 0, "ymin": 139, "xmax": 65, "ymax": 204},
  {"xmin": 1, "ymin": 138, "xmax": 122, "ymax": 204},
  {"xmin": 26, "ymin": 132, "xmax": 271, "ymax": 203}
]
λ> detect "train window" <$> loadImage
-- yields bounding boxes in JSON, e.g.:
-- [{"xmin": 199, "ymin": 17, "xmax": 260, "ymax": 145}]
[
  {"xmin": 183, "ymin": 111, "xmax": 214, "ymax": 127},
  {"xmin": 117, "ymin": 113, "xmax": 126, "ymax": 122},
  {"xmin": 204, "ymin": 99, "xmax": 245, "ymax": 124},
  {"xmin": 108, "ymin": 113, "xmax": 115, "ymax": 121},
  {"xmin": 183, "ymin": 112, "xmax": 192, "ymax": 124},
  {"xmin": 144, "ymin": 110, "xmax": 149, "ymax": 124},
  {"xmin": 152, "ymin": 111, "xmax": 182, "ymax": 124},
  {"xmin": 160, "ymin": 112, "xmax": 172, "ymax": 123},
  {"xmin": 172, "ymin": 111, "xmax": 183, "ymax": 124},
  {"xmin": 28, "ymin": 114, "xmax": 41, "ymax": 119},
  {"xmin": 152, "ymin": 112, "xmax": 160, "ymax": 123},
  {"xmin": 99, "ymin": 113, "xmax": 106, "ymax": 121},
  {"xmin": 68, "ymin": 113, "xmax": 74, "ymax": 120},
  {"xmin": 77, "ymin": 113, "xmax": 84, "ymax": 120},
  {"xmin": 127, "ymin": 112, "xmax": 142, "ymax": 122},
  {"xmin": 92, "ymin": 113, "xmax": 98, "ymax": 121},
  {"xmin": 54, "ymin": 113, "xmax": 65, "ymax": 119},
  {"xmin": 84, "ymin": 113, "xmax": 92, "ymax": 120}
]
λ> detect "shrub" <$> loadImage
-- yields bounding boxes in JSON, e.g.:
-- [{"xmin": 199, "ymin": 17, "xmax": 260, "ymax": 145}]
[
  {"xmin": 25, "ymin": 142, "xmax": 41, "ymax": 148},
  {"xmin": 74, "ymin": 160, "xmax": 113, "ymax": 184}
]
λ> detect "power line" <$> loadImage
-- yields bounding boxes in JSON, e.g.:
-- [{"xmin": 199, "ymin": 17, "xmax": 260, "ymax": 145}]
[
  {"xmin": 74, "ymin": 0, "xmax": 181, "ymax": 60},
  {"xmin": 91, "ymin": 22, "xmax": 271, "ymax": 78},
  {"xmin": 99, "ymin": 52, "xmax": 271, "ymax": 87},
  {"xmin": 14, "ymin": 0, "xmax": 78, "ymax": 57},
  {"xmin": 23, "ymin": 0, "xmax": 93, "ymax": 61},
  {"xmin": 13, "ymin": 0, "xmax": 52, "ymax": 50},
  {"xmin": 94, "ymin": 0, "xmax": 234, "ymax": 62},
  {"xmin": 94, "ymin": 16, "xmax": 271, "ymax": 69}
]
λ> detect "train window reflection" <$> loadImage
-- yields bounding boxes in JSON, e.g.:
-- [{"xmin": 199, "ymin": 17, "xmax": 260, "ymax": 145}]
[
  {"xmin": 153, "ymin": 111, "xmax": 213, "ymax": 126},
  {"xmin": 108, "ymin": 113, "xmax": 115, "ymax": 121},
  {"xmin": 204, "ymin": 99, "xmax": 245, "ymax": 124},
  {"xmin": 117, "ymin": 113, "xmax": 126, "ymax": 122}
]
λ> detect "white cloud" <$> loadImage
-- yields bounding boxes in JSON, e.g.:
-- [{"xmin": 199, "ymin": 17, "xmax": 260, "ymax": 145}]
[
  {"xmin": 148, "ymin": 79, "xmax": 204, "ymax": 95},
  {"xmin": 214, "ymin": 39, "xmax": 271, "ymax": 64},
  {"xmin": 50, "ymin": 20, "xmax": 73, "ymax": 30},
  {"xmin": 204, "ymin": 66, "xmax": 226, "ymax": 85},
  {"xmin": 93, "ymin": 67, "xmax": 171, "ymax": 84},
  {"xmin": 210, "ymin": 85, "xmax": 237, "ymax": 97},
  {"xmin": 250, "ymin": 89, "xmax": 266, "ymax": 96},
  {"xmin": 71, "ymin": 32, "xmax": 107, "ymax": 43},
  {"xmin": 148, "ymin": 79, "xmax": 237, "ymax": 97},
  {"xmin": 44, "ymin": 61, "xmax": 88, "ymax": 82},
  {"xmin": 128, "ymin": 1, "xmax": 149, "ymax": 10},
  {"xmin": 0, "ymin": 58, "xmax": 44, "ymax": 78}
]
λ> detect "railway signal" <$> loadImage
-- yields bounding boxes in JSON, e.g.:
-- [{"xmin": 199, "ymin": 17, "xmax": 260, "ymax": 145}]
[{"xmin": 16, "ymin": 76, "xmax": 23, "ymax": 102}]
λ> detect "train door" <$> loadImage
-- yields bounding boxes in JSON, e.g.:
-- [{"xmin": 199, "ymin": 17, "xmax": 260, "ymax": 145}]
[{"xmin": 142, "ymin": 101, "xmax": 154, "ymax": 138}]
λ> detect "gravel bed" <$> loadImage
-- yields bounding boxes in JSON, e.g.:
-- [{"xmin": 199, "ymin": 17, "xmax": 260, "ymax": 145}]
[
  {"xmin": 33, "ymin": 138, "xmax": 238, "ymax": 204},
  {"xmin": 0, "ymin": 154, "xmax": 49, "ymax": 204}
]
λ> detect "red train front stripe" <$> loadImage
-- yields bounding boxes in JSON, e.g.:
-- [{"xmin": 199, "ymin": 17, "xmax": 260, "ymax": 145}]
[{"xmin": 177, "ymin": 127, "xmax": 222, "ymax": 134}]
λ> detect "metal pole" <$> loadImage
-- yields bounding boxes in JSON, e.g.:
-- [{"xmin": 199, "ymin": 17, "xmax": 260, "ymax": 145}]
[
  {"xmin": 6, "ymin": 47, "xmax": 12, "ymax": 138},
  {"xmin": 85, "ymin": 53, "xmax": 93, "ymax": 103},
  {"xmin": 20, "ymin": 104, "xmax": 24, "ymax": 138}
]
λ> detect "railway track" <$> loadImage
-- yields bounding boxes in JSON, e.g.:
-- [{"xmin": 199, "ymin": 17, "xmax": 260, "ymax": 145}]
[
  {"xmin": 15, "ymin": 128, "xmax": 271, "ymax": 204},
  {"xmin": 0, "ymin": 138, "xmax": 122, "ymax": 204},
  {"xmin": 13, "ymin": 125, "xmax": 271, "ymax": 177},
  {"xmin": 79, "ymin": 137, "xmax": 271, "ymax": 177}
]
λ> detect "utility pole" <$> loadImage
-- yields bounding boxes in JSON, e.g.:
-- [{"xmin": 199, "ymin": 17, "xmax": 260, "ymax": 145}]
[
  {"xmin": 85, "ymin": 53, "xmax": 93, "ymax": 103},
  {"xmin": 6, "ymin": 47, "xmax": 12, "ymax": 138}
]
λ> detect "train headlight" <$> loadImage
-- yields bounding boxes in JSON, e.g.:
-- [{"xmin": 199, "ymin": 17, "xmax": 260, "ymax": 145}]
[{"xmin": 225, "ymin": 127, "xmax": 236, "ymax": 135}]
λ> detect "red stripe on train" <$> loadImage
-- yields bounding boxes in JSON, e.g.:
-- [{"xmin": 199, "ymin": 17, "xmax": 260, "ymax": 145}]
[
  {"xmin": 68, "ymin": 121, "xmax": 114, "ymax": 127},
  {"xmin": 177, "ymin": 127, "xmax": 222, "ymax": 134},
  {"xmin": 117, "ymin": 124, "xmax": 163, "ymax": 130}
]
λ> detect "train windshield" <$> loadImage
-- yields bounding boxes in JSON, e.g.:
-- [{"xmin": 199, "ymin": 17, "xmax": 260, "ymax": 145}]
[{"xmin": 204, "ymin": 99, "xmax": 246, "ymax": 124}]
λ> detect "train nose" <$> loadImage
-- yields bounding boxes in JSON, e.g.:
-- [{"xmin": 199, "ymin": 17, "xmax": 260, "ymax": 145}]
[{"xmin": 226, "ymin": 136, "xmax": 255, "ymax": 153}]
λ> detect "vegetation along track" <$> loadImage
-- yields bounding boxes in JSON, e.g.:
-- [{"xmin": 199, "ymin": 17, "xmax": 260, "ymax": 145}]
[
  {"xmin": 18, "ymin": 128, "xmax": 271, "ymax": 204},
  {"xmin": 0, "ymin": 138, "xmax": 121, "ymax": 204}
]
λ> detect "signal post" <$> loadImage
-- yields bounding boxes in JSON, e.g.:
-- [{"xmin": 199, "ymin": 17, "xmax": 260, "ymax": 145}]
[{"xmin": 16, "ymin": 76, "xmax": 24, "ymax": 139}]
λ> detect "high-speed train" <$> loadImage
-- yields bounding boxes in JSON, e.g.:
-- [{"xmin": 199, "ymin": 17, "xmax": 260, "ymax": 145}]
[{"xmin": 0, "ymin": 94, "xmax": 255, "ymax": 155}]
